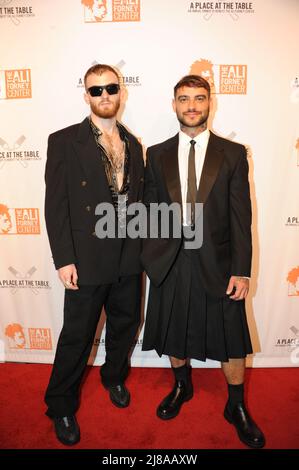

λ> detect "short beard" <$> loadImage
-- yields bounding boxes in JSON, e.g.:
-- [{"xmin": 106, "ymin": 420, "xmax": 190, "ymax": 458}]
[
  {"xmin": 177, "ymin": 109, "xmax": 209, "ymax": 129},
  {"xmin": 90, "ymin": 99, "xmax": 120, "ymax": 119}
]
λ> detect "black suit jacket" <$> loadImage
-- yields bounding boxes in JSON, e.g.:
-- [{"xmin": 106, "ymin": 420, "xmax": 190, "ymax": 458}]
[
  {"xmin": 45, "ymin": 117, "xmax": 144, "ymax": 285},
  {"xmin": 141, "ymin": 131, "xmax": 252, "ymax": 298}
]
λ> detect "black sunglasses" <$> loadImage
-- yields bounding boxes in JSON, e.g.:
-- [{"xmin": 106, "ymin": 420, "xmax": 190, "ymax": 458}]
[{"xmin": 87, "ymin": 83, "xmax": 120, "ymax": 97}]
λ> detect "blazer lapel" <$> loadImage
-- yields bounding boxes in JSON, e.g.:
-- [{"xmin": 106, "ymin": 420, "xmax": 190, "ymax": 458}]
[
  {"xmin": 161, "ymin": 134, "xmax": 182, "ymax": 207},
  {"xmin": 124, "ymin": 131, "xmax": 141, "ymax": 205},
  {"xmin": 73, "ymin": 117, "xmax": 112, "ymax": 203},
  {"xmin": 197, "ymin": 131, "xmax": 225, "ymax": 204}
]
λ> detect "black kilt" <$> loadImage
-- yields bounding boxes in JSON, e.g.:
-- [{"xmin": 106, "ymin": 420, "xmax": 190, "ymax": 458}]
[{"xmin": 142, "ymin": 246, "xmax": 253, "ymax": 362}]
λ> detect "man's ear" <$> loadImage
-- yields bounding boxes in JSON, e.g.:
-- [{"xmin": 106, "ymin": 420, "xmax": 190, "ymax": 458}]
[
  {"xmin": 120, "ymin": 85, "xmax": 125, "ymax": 102},
  {"xmin": 84, "ymin": 92, "xmax": 90, "ymax": 105},
  {"xmin": 172, "ymin": 98, "xmax": 176, "ymax": 113}
]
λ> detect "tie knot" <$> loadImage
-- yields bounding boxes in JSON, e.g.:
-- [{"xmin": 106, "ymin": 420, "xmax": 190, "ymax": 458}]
[{"xmin": 190, "ymin": 140, "xmax": 196, "ymax": 147}]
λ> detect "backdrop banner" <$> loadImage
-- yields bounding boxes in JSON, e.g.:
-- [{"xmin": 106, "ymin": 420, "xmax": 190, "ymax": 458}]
[{"xmin": 0, "ymin": 0, "xmax": 298, "ymax": 368}]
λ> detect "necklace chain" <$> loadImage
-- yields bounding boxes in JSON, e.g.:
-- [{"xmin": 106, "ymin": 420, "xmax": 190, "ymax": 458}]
[{"xmin": 99, "ymin": 130, "xmax": 125, "ymax": 173}]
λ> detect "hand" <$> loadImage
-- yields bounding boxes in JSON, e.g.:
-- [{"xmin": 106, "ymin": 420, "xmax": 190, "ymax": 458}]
[
  {"xmin": 226, "ymin": 276, "xmax": 249, "ymax": 300},
  {"xmin": 58, "ymin": 264, "xmax": 79, "ymax": 290}
]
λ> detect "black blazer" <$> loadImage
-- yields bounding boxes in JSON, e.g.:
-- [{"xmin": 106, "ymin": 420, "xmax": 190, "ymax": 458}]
[
  {"xmin": 141, "ymin": 131, "xmax": 252, "ymax": 298},
  {"xmin": 45, "ymin": 117, "xmax": 144, "ymax": 285}
]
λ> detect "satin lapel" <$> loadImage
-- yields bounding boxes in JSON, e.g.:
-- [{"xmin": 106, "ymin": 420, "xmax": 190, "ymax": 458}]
[
  {"xmin": 127, "ymin": 136, "xmax": 140, "ymax": 204},
  {"xmin": 72, "ymin": 118, "xmax": 112, "ymax": 204},
  {"xmin": 161, "ymin": 134, "xmax": 182, "ymax": 207},
  {"xmin": 197, "ymin": 132, "xmax": 225, "ymax": 204}
]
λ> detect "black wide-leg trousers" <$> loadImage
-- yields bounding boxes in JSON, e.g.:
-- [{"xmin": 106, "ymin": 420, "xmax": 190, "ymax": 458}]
[{"xmin": 45, "ymin": 274, "xmax": 141, "ymax": 418}]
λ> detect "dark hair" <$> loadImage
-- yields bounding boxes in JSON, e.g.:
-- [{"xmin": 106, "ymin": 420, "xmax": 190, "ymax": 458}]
[
  {"xmin": 84, "ymin": 64, "xmax": 119, "ymax": 89},
  {"xmin": 174, "ymin": 74, "xmax": 210, "ymax": 98}
]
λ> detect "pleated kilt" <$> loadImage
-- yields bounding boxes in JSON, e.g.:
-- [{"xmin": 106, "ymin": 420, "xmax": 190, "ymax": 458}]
[{"xmin": 142, "ymin": 245, "xmax": 253, "ymax": 362}]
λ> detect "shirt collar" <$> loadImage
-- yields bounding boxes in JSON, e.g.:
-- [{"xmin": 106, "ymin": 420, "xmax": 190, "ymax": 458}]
[
  {"xmin": 89, "ymin": 116, "xmax": 128, "ymax": 143},
  {"xmin": 179, "ymin": 128, "xmax": 210, "ymax": 147}
]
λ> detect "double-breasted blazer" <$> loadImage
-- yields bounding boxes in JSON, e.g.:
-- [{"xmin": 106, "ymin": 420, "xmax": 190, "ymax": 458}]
[{"xmin": 45, "ymin": 117, "xmax": 144, "ymax": 285}]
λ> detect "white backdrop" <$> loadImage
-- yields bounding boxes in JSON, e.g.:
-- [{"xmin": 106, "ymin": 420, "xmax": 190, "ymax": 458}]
[{"xmin": 0, "ymin": 0, "xmax": 298, "ymax": 368}]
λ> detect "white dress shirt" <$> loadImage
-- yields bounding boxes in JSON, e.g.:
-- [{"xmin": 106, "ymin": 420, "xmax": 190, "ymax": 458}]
[
  {"xmin": 178, "ymin": 129, "xmax": 250, "ymax": 281},
  {"xmin": 178, "ymin": 128, "xmax": 210, "ymax": 225}
]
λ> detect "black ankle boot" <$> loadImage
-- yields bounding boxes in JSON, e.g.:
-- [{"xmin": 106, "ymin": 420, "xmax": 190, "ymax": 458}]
[
  {"xmin": 157, "ymin": 370, "xmax": 193, "ymax": 420},
  {"xmin": 224, "ymin": 401, "xmax": 265, "ymax": 449}
]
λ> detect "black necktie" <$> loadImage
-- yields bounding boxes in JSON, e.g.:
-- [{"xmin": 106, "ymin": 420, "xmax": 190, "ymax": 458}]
[{"xmin": 186, "ymin": 139, "xmax": 196, "ymax": 225}]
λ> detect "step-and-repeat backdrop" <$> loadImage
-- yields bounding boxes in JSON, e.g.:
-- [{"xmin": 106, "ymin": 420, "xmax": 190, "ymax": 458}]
[{"xmin": 0, "ymin": 0, "xmax": 298, "ymax": 368}]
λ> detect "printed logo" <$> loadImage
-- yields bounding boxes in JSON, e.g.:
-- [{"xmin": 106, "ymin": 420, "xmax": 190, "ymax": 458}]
[
  {"xmin": 0, "ymin": 135, "xmax": 41, "ymax": 169},
  {"xmin": 276, "ymin": 336, "xmax": 299, "ymax": 348},
  {"xmin": 77, "ymin": 60, "xmax": 141, "ymax": 88},
  {"xmin": 0, "ymin": 266, "xmax": 51, "ymax": 294},
  {"xmin": 187, "ymin": 1, "xmax": 255, "ymax": 20},
  {"xmin": 28, "ymin": 328, "xmax": 52, "ymax": 350},
  {"xmin": 219, "ymin": 64, "xmax": 247, "ymax": 94},
  {"xmin": 285, "ymin": 216, "xmax": 299, "ymax": 227},
  {"xmin": 0, "ymin": 69, "xmax": 32, "ymax": 99},
  {"xmin": 287, "ymin": 266, "xmax": 299, "ymax": 297},
  {"xmin": 0, "ymin": 204, "xmax": 12, "ymax": 234},
  {"xmin": 5, "ymin": 323, "xmax": 52, "ymax": 350},
  {"xmin": 0, "ymin": 1, "xmax": 35, "ymax": 24},
  {"xmin": 5, "ymin": 323, "xmax": 26, "ymax": 349},
  {"xmin": 0, "ymin": 204, "xmax": 40, "ymax": 235},
  {"xmin": 82, "ymin": 0, "xmax": 140, "ymax": 23},
  {"xmin": 276, "ymin": 326, "xmax": 299, "ymax": 365},
  {"xmin": 190, "ymin": 59, "xmax": 247, "ymax": 94}
]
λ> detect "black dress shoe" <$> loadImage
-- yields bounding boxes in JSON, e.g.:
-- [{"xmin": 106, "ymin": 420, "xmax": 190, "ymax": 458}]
[
  {"xmin": 157, "ymin": 380, "xmax": 193, "ymax": 420},
  {"xmin": 107, "ymin": 384, "xmax": 130, "ymax": 408},
  {"xmin": 53, "ymin": 415, "xmax": 80, "ymax": 446},
  {"xmin": 224, "ymin": 402, "xmax": 265, "ymax": 449}
]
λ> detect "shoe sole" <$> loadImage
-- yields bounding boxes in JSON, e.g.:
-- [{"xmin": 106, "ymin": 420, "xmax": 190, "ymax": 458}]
[
  {"xmin": 156, "ymin": 392, "xmax": 194, "ymax": 420},
  {"xmin": 56, "ymin": 435, "xmax": 81, "ymax": 446},
  {"xmin": 110, "ymin": 395, "xmax": 130, "ymax": 408},
  {"xmin": 54, "ymin": 426, "xmax": 80, "ymax": 446},
  {"xmin": 223, "ymin": 409, "xmax": 265, "ymax": 449}
]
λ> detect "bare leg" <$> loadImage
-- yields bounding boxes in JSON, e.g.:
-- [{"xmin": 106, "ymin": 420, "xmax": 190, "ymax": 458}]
[
  {"xmin": 221, "ymin": 358, "xmax": 245, "ymax": 384},
  {"xmin": 170, "ymin": 356, "xmax": 186, "ymax": 368}
]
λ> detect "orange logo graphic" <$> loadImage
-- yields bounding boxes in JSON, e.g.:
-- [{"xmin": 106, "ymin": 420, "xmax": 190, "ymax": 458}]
[
  {"xmin": 15, "ymin": 208, "xmax": 40, "ymax": 234},
  {"xmin": 190, "ymin": 59, "xmax": 247, "ymax": 95},
  {"xmin": 82, "ymin": 0, "xmax": 140, "ymax": 23},
  {"xmin": 0, "ymin": 203, "xmax": 12, "ymax": 234},
  {"xmin": 287, "ymin": 267, "xmax": 299, "ymax": 297},
  {"xmin": 0, "ymin": 69, "xmax": 31, "ymax": 99},
  {"xmin": 5, "ymin": 324, "xmax": 53, "ymax": 350},
  {"xmin": 190, "ymin": 59, "xmax": 215, "ymax": 93},
  {"xmin": 219, "ymin": 65, "xmax": 247, "ymax": 94},
  {"xmin": 5, "ymin": 323, "xmax": 26, "ymax": 349},
  {"xmin": 28, "ymin": 328, "xmax": 52, "ymax": 350},
  {"xmin": 0, "ymin": 204, "xmax": 40, "ymax": 235}
]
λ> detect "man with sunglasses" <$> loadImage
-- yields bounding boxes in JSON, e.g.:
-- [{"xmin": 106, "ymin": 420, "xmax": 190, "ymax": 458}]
[{"xmin": 44, "ymin": 64, "xmax": 144, "ymax": 445}]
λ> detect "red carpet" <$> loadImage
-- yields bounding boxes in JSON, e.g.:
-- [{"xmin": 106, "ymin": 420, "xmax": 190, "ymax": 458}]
[{"xmin": 0, "ymin": 364, "xmax": 298, "ymax": 449}]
